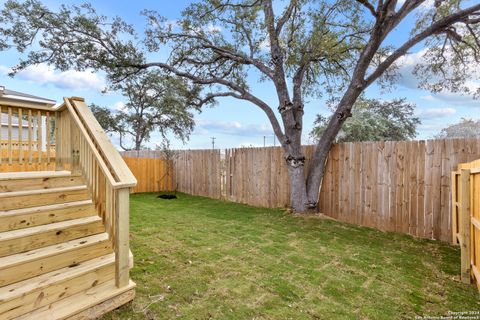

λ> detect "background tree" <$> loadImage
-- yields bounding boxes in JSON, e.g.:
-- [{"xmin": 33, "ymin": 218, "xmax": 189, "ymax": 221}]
[
  {"xmin": 435, "ymin": 118, "xmax": 480, "ymax": 139},
  {"xmin": 1, "ymin": 0, "xmax": 479, "ymax": 212},
  {"xmin": 90, "ymin": 71, "xmax": 202, "ymax": 151},
  {"xmin": 155, "ymin": 139, "xmax": 179, "ymax": 192},
  {"xmin": 310, "ymin": 98, "xmax": 420, "ymax": 142}
]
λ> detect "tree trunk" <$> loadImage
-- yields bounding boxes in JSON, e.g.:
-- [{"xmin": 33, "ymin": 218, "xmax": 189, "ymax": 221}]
[
  {"xmin": 287, "ymin": 163, "xmax": 308, "ymax": 213},
  {"xmin": 306, "ymin": 103, "xmax": 354, "ymax": 208}
]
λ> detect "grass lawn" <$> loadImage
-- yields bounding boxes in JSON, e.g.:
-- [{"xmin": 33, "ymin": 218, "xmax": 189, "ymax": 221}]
[{"xmin": 103, "ymin": 193, "xmax": 479, "ymax": 319}]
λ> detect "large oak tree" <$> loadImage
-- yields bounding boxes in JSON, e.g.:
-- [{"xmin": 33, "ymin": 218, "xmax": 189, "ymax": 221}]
[{"xmin": 1, "ymin": 0, "xmax": 479, "ymax": 212}]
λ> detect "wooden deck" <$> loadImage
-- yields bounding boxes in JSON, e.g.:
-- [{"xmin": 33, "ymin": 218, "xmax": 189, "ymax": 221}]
[{"xmin": 0, "ymin": 95, "xmax": 137, "ymax": 319}]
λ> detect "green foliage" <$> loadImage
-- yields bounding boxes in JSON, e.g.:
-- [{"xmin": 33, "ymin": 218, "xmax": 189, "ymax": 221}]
[
  {"xmin": 435, "ymin": 118, "xmax": 480, "ymax": 139},
  {"xmin": 102, "ymin": 193, "xmax": 480, "ymax": 319},
  {"xmin": 310, "ymin": 99, "xmax": 420, "ymax": 142},
  {"xmin": 0, "ymin": 0, "xmax": 369, "ymax": 97},
  {"xmin": 90, "ymin": 71, "xmax": 202, "ymax": 150}
]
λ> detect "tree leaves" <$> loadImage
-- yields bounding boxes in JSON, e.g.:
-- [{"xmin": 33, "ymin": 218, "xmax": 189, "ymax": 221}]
[{"xmin": 310, "ymin": 98, "xmax": 420, "ymax": 142}]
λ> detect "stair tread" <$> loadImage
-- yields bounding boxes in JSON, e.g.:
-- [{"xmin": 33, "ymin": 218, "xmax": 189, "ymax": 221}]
[
  {"xmin": 0, "ymin": 233, "xmax": 110, "ymax": 269},
  {"xmin": 0, "ymin": 185, "xmax": 88, "ymax": 198},
  {"xmin": 0, "ymin": 216, "xmax": 102, "ymax": 242},
  {"xmin": 0, "ymin": 253, "xmax": 115, "ymax": 302},
  {"xmin": 0, "ymin": 200, "xmax": 94, "ymax": 216},
  {"xmin": 0, "ymin": 171, "xmax": 73, "ymax": 181},
  {"xmin": 14, "ymin": 280, "xmax": 135, "ymax": 320}
]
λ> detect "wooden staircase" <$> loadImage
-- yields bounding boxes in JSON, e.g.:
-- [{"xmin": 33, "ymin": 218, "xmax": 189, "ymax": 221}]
[
  {"xmin": 0, "ymin": 96, "xmax": 137, "ymax": 319},
  {"xmin": 0, "ymin": 171, "xmax": 134, "ymax": 319}
]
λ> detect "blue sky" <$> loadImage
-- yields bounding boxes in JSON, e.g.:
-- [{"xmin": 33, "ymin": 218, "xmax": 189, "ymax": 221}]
[{"xmin": 1, "ymin": 0, "xmax": 479, "ymax": 150}]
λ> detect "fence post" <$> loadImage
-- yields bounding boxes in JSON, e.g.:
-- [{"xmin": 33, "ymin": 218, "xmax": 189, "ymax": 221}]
[
  {"xmin": 115, "ymin": 187, "xmax": 131, "ymax": 288},
  {"xmin": 459, "ymin": 169, "xmax": 471, "ymax": 284}
]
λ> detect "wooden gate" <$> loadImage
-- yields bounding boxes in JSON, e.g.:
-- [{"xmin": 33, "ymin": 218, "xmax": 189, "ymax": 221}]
[{"xmin": 452, "ymin": 159, "xmax": 480, "ymax": 289}]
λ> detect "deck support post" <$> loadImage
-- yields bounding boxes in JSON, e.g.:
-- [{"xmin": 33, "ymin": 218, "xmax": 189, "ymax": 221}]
[
  {"xmin": 460, "ymin": 169, "xmax": 472, "ymax": 284},
  {"xmin": 115, "ymin": 187, "xmax": 131, "ymax": 288}
]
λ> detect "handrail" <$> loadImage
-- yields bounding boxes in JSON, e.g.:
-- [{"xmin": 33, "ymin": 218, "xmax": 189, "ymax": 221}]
[
  {"xmin": 0, "ymin": 98, "xmax": 56, "ymax": 112},
  {"xmin": 63, "ymin": 97, "xmax": 137, "ymax": 189},
  {"xmin": 62, "ymin": 98, "xmax": 117, "ymax": 186},
  {"xmin": 62, "ymin": 96, "xmax": 135, "ymax": 288}
]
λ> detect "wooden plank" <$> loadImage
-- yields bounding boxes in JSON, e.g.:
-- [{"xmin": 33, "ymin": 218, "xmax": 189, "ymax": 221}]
[
  {"xmin": 408, "ymin": 140, "xmax": 418, "ymax": 236},
  {"xmin": 0, "ymin": 233, "xmax": 112, "ymax": 287},
  {"xmin": 18, "ymin": 108, "xmax": 23, "ymax": 164},
  {"xmin": 452, "ymin": 172, "xmax": 459, "ymax": 244},
  {"xmin": 46, "ymin": 111, "xmax": 51, "ymax": 163},
  {"xmin": 8, "ymin": 107, "xmax": 12, "ymax": 164},
  {"xmin": 0, "ymin": 254, "xmax": 115, "ymax": 320},
  {"xmin": 0, "ymin": 186, "xmax": 90, "ymax": 211},
  {"xmin": 69, "ymin": 287, "xmax": 135, "ymax": 320},
  {"xmin": 432, "ymin": 139, "xmax": 443, "ymax": 240},
  {"xmin": 115, "ymin": 187, "xmax": 130, "ymax": 288},
  {"xmin": 37, "ymin": 110, "xmax": 42, "ymax": 164},
  {"xmin": 14, "ymin": 280, "xmax": 135, "ymax": 320},
  {"xmin": 0, "ymin": 200, "xmax": 95, "ymax": 232},
  {"xmin": 0, "ymin": 175, "xmax": 84, "ymax": 193},
  {"xmin": 28, "ymin": 109, "xmax": 33, "ymax": 164},
  {"xmin": 0, "ymin": 106, "xmax": 2, "ymax": 165},
  {"xmin": 460, "ymin": 169, "xmax": 471, "ymax": 284},
  {"xmin": 0, "ymin": 216, "xmax": 104, "ymax": 257}
]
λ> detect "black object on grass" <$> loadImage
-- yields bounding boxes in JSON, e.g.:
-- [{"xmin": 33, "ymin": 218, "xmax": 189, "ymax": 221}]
[{"xmin": 157, "ymin": 194, "xmax": 177, "ymax": 200}]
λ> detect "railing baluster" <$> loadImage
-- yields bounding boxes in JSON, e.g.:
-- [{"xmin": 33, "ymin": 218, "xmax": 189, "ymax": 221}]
[
  {"xmin": 8, "ymin": 107, "xmax": 13, "ymax": 165},
  {"xmin": 46, "ymin": 111, "xmax": 51, "ymax": 164},
  {"xmin": 18, "ymin": 108, "xmax": 23, "ymax": 164},
  {"xmin": 28, "ymin": 110, "xmax": 33, "ymax": 164},
  {"xmin": 37, "ymin": 110, "xmax": 42, "ymax": 165},
  {"xmin": 0, "ymin": 106, "xmax": 3, "ymax": 165},
  {"xmin": 55, "ymin": 111, "xmax": 62, "ymax": 170}
]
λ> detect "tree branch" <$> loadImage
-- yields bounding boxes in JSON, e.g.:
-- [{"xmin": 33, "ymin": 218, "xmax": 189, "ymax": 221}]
[
  {"xmin": 365, "ymin": 3, "xmax": 480, "ymax": 86},
  {"xmin": 355, "ymin": 0, "xmax": 377, "ymax": 17},
  {"xmin": 136, "ymin": 61, "xmax": 286, "ymax": 145}
]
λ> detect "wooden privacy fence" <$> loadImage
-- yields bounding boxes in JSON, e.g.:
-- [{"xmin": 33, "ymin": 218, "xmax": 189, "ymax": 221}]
[
  {"xmin": 224, "ymin": 139, "xmax": 480, "ymax": 242},
  {"xmin": 174, "ymin": 149, "xmax": 223, "ymax": 199},
  {"xmin": 122, "ymin": 138, "xmax": 480, "ymax": 242},
  {"xmin": 122, "ymin": 157, "xmax": 174, "ymax": 193},
  {"xmin": 452, "ymin": 159, "xmax": 480, "ymax": 288},
  {"xmin": 121, "ymin": 150, "xmax": 222, "ymax": 197}
]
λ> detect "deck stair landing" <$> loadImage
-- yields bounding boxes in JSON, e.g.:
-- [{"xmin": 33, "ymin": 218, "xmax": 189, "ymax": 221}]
[{"xmin": 0, "ymin": 171, "xmax": 135, "ymax": 319}]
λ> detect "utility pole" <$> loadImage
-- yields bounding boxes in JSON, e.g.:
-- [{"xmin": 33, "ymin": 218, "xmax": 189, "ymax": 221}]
[
  {"xmin": 263, "ymin": 136, "xmax": 266, "ymax": 147},
  {"xmin": 211, "ymin": 137, "xmax": 216, "ymax": 149},
  {"xmin": 273, "ymin": 135, "xmax": 276, "ymax": 147}
]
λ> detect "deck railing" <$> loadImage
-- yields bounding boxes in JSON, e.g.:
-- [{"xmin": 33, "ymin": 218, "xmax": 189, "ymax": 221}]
[
  {"xmin": 0, "ymin": 105, "xmax": 55, "ymax": 170},
  {"xmin": 0, "ymin": 97, "xmax": 137, "ymax": 289}
]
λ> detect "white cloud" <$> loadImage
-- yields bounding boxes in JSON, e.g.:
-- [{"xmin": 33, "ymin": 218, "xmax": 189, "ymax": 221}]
[
  {"xmin": 206, "ymin": 24, "xmax": 222, "ymax": 33},
  {"xmin": 113, "ymin": 101, "xmax": 126, "ymax": 111},
  {"xmin": 417, "ymin": 107, "xmax": 456, "ymax": 119},
  {"xmin": 259, "ymin": 38, "xmax": 270, "ymax": 51},
  {"xmin": 395, "ymin": 49, "xmax": 480, "ymax": 106},
  {"xmin": 0, "ymin": 65, "xmax": 10, "ymax": 75},
  {"xmin": 193, "ymin": 119, "xmax": 273, "ymax": 137},
  {"xmin": 1, "ymin": 63, "xmax": 106, "ymax": 91}
]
